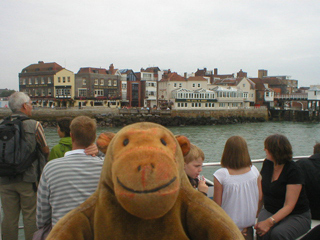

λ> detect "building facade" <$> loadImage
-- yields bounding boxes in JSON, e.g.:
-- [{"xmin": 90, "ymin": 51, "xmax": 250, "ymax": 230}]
[
  {"xmin": 19, "ymin": 61, "xmax": 64, "ymax": 107},
  {"xmin": 74, "ymin": 67, "xmax": 121, "ymax": 108}
]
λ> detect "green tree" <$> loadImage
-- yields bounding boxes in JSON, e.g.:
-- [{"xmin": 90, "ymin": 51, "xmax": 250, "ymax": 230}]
[{"xmin": 0, "ymin": 89, "xmax": 16, "ymax": 97}]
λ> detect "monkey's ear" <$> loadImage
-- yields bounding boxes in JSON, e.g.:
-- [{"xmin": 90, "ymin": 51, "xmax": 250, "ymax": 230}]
[
  {"xmin": 96, "ymin": 132, "xmax": 115, "ymax": 154},
  {"xmin": 175, "ymin": 135, "xmax": 190, "ymax": 156}
]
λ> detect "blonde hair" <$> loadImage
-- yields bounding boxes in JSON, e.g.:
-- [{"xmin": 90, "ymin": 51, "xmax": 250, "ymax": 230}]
[
  {"xmin": 221, "ymin": 136, "xmax": 251, "ymax": 169},
  {"xmin": 184, "ymin": 143, "xmax": 205, "ymax": 164}
]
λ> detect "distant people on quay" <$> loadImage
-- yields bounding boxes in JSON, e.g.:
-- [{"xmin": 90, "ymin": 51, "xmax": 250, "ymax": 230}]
[
  {"xmin": 213, "ymin": 136, "xmax": 262, "ymax": 240},
  {"xmin": 49, "ymin": 117, "xmax": 99, "ymax": 161},
  {"xmin": 183, "ymin": 143, "xmax": 208, "ymax": 195},
  {"xmin": 297, "ymin": 143, "xmax": 320, "ymax": 220},
  {"xmin": 255, "ymin": 134, "xmax": 311, "ymax": 240},
  {"xmin": 36, "ymin": 116, "xmax": 104, "ymax": 234},
  {"xmin": 0, "ymin": 92, "xmax": 49, "ymax": 240}
]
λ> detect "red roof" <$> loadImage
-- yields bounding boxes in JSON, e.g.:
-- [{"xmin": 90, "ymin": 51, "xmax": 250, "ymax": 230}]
[
  {"xmin": 187, "ymin": 76, "xmax": 207, "ymax": 81},
  {"xmin": 22, "ymin": 61, "xmax": 63, "ymax": 73},
  {"xmin": 77, "ymin": 67, "xmax": 108, "ymax": 74},
  {"xmin": 160, "ymin": 72, "xmax": 185, "ymax": 82}
]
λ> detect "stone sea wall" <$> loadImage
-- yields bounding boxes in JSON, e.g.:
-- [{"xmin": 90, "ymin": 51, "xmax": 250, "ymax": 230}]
[{"xmin": 0, "ymin": 107, "xmax": 268, "ymax": 127}]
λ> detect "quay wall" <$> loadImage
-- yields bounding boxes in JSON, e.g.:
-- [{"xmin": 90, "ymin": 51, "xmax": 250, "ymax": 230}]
[{"xmin": 0, "ymin": 107, "xmax": 268, "ymax": 127}]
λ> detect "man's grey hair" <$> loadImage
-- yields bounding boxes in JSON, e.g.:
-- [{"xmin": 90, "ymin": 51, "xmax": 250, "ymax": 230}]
[{"xmin": 9, "ymin": 92, "xmax": 30, "ymax": 113}]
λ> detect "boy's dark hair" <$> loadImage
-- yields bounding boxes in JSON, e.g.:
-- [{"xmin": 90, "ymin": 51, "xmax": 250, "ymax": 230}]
[
  {"xmin": 314, "ymin": 143, "xmax": 320, "ymax": 154},
  {"xmin": 264, "ymin": 134, "xmax": 292, "ymax": 165},
  {"xmin": 57, "ymin": 117, "xmax": 72, "ymax": 137}
]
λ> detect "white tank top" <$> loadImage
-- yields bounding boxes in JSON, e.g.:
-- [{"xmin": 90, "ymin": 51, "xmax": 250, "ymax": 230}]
[{"xmin": 213, "ymin": 165, "xmax": 260, "ymax": 230}]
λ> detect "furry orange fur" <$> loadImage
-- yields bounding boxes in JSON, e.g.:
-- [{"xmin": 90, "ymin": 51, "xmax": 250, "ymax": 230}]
[{"xmin": 47, "ymin": 122, "xmax": 244, "ymax": 240}]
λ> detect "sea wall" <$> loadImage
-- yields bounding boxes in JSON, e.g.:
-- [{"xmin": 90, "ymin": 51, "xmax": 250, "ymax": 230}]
[{"xmin": 0, "ymin": 107, "xmax": 268, "ymax": 127}]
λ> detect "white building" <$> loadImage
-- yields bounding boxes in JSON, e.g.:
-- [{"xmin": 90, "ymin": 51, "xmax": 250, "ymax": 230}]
[{"xmin": 140, "ymin": 67, "xmax": 163, "ymax": 108}]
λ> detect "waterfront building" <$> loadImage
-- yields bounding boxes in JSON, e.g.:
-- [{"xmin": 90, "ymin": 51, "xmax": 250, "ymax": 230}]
[
  {"xmin": 119, "ymin": 69, "xmax": 141, "ymax": 107},
  {"xmin": 54, "ymin": 68, "xmax": 75, "ymax": 107},
  {"xmin": 19, "ymin": 61, "xmax": 72, "ymax": 108},
  {"xmin": 308, "ymin": 86, "xmax": 320, "ymax": 110},
  {"xmin": 74, "ymin": 65, "xmax": 121, "ymax": 108},
  {"xmin": 158, "ymin": 72, "xmax": 186, "ymax": 109},
  {"xmin": 250, "ymin": 78, "xmax": 275, "ymax": 108},
  {"xmin": 195, "ymin": 67, "xmax": 234, "ymax": 84},
  {"xmin": 138, "ymin": 67, "xmax": 163, "ymax": 108},
  {"xmin": 172, "ymin": 86, "xmax": 246, "ymax": 110},
  {"xmin": 211, "ymin": 77, "xmax": 256, "ymax": 107}
]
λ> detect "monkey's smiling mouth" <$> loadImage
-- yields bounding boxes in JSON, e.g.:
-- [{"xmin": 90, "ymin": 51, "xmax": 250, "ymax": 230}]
[{"xmin": 117, "ymin": 177, "xmax": 177, "ymax": 194}]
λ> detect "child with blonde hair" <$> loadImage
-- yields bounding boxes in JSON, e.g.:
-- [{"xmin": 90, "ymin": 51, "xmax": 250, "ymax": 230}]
[
  {"xmin": 184, "ymin": 143, "xmax": 208, "ymax": 195},
  {"xmin": 213, "ymin": 136, "xmax": 262, "ymax": 240}
]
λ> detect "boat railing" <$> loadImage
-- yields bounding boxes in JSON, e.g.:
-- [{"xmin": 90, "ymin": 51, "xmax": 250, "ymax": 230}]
[{"xmin": 203, "ymin": 156, "xmax": 310, "ymax": 188}]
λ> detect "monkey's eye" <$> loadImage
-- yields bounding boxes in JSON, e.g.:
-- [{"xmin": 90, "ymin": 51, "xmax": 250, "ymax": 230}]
[
  {"xmin": 160, "ymin": 138, "xmax": 167, "ymax": 146},
  {"xmin": 123, "ymin": 139, "xmax": 129, "ymax": 146}
]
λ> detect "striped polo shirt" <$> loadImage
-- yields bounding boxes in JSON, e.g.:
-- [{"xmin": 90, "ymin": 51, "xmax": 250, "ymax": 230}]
[{"xmin": 36, "ymin": 150, "xmax": 104, "ymax": 227}]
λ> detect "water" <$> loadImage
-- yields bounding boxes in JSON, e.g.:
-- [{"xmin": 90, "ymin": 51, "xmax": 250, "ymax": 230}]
[{"xmin": 45, "ymin": 121, "xmax": 320, "ymax": 180}]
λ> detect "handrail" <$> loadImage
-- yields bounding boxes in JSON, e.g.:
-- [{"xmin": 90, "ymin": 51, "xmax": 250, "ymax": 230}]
[
  {"xmin": 203, "ymin": 156, "xmax": 310, "ymax": 167},
  {"xmin": 203, "ymin": 156, "xmax": 310, "ymax": 186}
]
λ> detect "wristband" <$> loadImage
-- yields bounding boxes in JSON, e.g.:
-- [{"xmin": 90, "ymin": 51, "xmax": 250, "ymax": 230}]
[{"xmin": 269, "ymin": 217, "xmax": 276, "ymax": 225}]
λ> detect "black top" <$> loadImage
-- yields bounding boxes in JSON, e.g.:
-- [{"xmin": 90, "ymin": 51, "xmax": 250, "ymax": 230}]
[
  {"xmin": 261, "ymin": 159, "xmax": 309, "ymax": 215},
  {"xmin": 296, "ymin": 154, "xmax": 320, "ymax": 220}
]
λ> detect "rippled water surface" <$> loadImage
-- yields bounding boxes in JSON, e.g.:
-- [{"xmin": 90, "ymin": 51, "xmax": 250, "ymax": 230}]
[{"xmin": 44, "ymin": 121, "xmax": 320, "ymax": 179}]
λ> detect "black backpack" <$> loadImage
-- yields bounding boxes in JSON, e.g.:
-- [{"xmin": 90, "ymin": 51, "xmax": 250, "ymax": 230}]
[{"xmin": 0, "ymin": 116, "xmax": 38, "ymax": 177}]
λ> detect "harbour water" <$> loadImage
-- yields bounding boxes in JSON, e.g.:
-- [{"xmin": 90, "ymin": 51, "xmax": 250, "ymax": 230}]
[{"xmin": 45, "ymin": 121, "xmax": 320, "ymax": 180}]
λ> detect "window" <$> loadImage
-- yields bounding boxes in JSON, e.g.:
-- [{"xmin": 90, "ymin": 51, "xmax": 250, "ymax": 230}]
[
  {"xmin": 58, "ymin": 77, "xmax": 61, "ymax": 83},
  {"xmin": 174, "ymin": 83, "xmax": 177, "ymax": 87},
  {"xmin": 193, "ymin": 83, "xmax": 195, "ymax": 87},
  {"xmin": 63, "ymin": 77, "xmax": 66, "ymax": 83},
  {"xmin": 179, "ymin": 83, "xmax": 182, "ymax": 87},
  {"xmin": 48, "ymin": 89, "xmax": 52, "ymax": 96},
  {"xmin": 94, "ymin": 89, "xmax": 104, "ymax": 97},
  {"xmin": 198, "ymin": 83, "xmax": 201, "ymax": 87},
  {"xmin": 100, "ymin": 79, "xmax": 104, "ymax": 85},
  {"xmin": 41, "ymin": 77, "xmax": 45, "ymax": 84},
  {"xmin": 243, "ymin": 84, "xmax": 245, "ymax": 87},
  {"xmin": 42, "ymin": 89, "xmax": 46, "ymax": 96},
  {"xmin": 219, "ymin": 103, "xmax": 225, "ymax": 107},
  {"xmin": 28, "ymin": 78, "xmax": 32, "ymax": 84},
  {"xmin": 68, "ymin": 77, "xmax": 70, "ymax": 82},
  {"xmin": 94, "ymin": 79, "xmax": 98, "ymax": 85},
  {"xmin": 82, "ymin": 78, "xmax": 86, "ymax": 85},
  {"xmin": 178, "ymin": 103, "xmax": 181, "ymax": 107},
  {"xmin": 22, "ymin": 79, "xmax": 26, "ymax": 85},
  {"xmin": 108, "ymin": 80, "xmax": 112, "ymax": 86},
  {"xmin": 244, "ymin": 93, "xmax": 248, "ymax": 98},
  {"xmin": 35, "ymin": 78, "xmax": 38, "ymax": 84},
  {"xmin": 122, "ymin": 83, "xmax": 127, "ymax": 89},
  {"xmin": 79, "ymin": 89, "xmax": 87, "ymax": 97},
  {"xmin": 48, "ymin": 77, "xmax": 52, "ymax": 84},
  {"xmin": 113, "ymin": 80, "xmax": 117, "ymax": 86}
]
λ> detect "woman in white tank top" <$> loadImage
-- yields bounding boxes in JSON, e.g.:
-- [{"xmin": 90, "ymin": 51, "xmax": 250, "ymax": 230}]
[{"xmin": 213, "ymin": 136, "xmax": 263, "ymax": 240}]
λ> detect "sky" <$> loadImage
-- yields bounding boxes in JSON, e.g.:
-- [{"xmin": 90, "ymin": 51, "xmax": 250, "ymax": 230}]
[{"xmin": 1, "ymin": 0, "xmax": 320, "ymax": 90}]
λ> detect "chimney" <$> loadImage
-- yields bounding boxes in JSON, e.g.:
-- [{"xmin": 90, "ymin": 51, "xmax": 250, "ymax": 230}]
[
  {"xmin": 214, "ymin": 68, "xmax": 218, "ymax": 75},
  {"xmin": 38, "ymin": 61, "xmax": 44, "ymax": 64},
  {"xmin": 184, "ymin": 72, "xmax": 187, "ymax": 78},
  {"xmin": 258, "ymin": 69, "xmax": 268, "ymax": 79},
  {"xmin": 109, "ymin": 64, "xmax": 114, "ymax": 72}
]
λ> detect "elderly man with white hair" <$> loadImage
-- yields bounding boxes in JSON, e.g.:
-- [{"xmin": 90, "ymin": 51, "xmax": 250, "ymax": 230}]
[{"xmin": 0, "ymin": 92, "xmax": 49, "ymax": 240}]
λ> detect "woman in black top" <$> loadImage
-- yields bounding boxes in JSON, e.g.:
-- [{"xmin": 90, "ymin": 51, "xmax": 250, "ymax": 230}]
[{"xmin": 255, "ymin": 134, "xmax": 311, "ymax": 240}]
